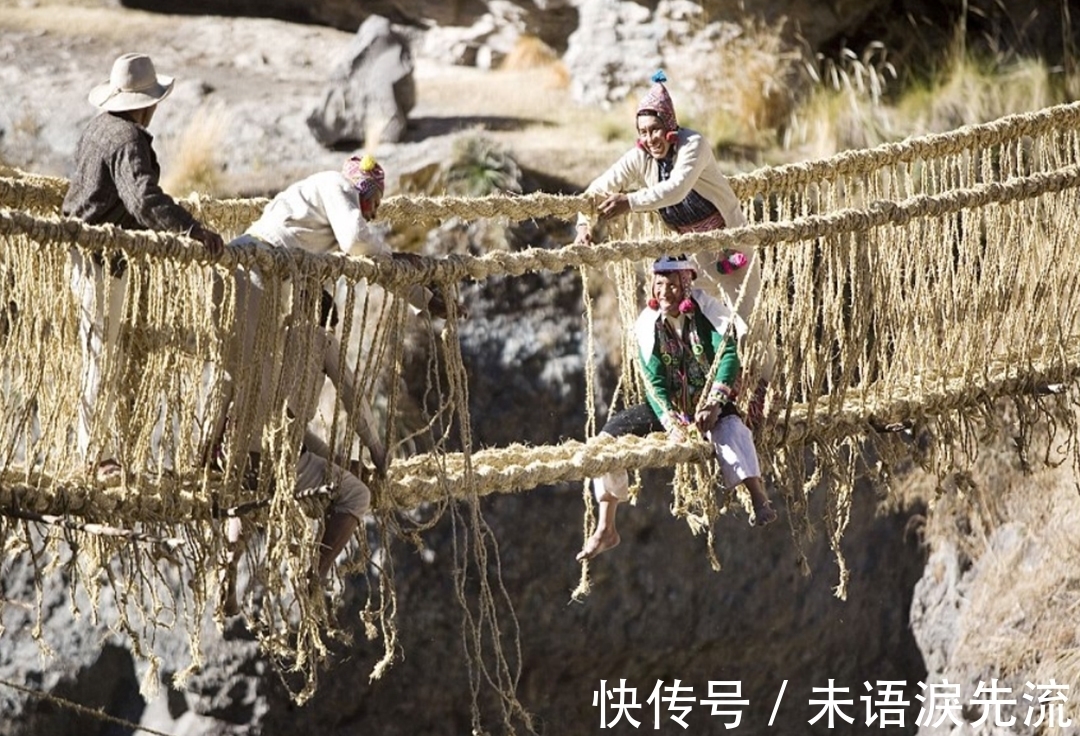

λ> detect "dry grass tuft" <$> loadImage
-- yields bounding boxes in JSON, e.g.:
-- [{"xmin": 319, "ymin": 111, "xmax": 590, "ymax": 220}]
[
  {"xmin": 671, "ymin": 16, "xmax": 800, "ymax": 153},
  {"xmin": 500, "ymin": 36, "xmax": 570, "ymax": 91},
  {"xmin": 160, "ymin": 101, "xmax": 231, "ymax": 198},
  {"xmin": 783, "ymin": 24, "xmax": 1063, "ymax": 160},
  {"xmin": 898, "ymin": 54, "xmax": 1056, "ymax": 135},
  {"xmin": 500, "ymin": 35, "xmax": 559, "ymax": 71},
  {"xmin": 446, "ymin": 135, "xmax": 523, "ymax": 196}
]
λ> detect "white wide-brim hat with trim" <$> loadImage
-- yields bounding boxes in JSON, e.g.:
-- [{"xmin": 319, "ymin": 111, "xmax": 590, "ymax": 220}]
[
  {"xmin": 88, "ymin": 53, "xmax": 174, "ymax": 112},
  {"xmin": 652, "ymin": 253, "xmax": 697, "ymax": 277}
]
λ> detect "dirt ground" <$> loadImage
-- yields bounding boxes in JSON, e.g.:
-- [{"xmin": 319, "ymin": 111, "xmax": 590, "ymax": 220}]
[{"xmin": 0, "ymin": 0, "xmax": 634, "ymax": 194}]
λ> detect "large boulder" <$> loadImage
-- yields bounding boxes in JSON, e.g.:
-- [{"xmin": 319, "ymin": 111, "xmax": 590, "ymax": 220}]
[{"xmin": 306, "ymin": 15, "xmax": 416, "ymax": 148}]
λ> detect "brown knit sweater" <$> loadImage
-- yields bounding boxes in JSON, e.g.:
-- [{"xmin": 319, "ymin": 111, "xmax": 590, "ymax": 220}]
[{"xmin": 62, "ymin": 111, "xmax": 198, "ymax": 234}]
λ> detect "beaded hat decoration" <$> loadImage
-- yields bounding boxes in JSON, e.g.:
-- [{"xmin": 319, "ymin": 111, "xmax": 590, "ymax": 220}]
[
  {"xmin": 342, "ymin": 154, "xmax": 385, "ymax": 200},
  {"xmin": 653, "ymin": 254, "xmax": 697, "ymax": 276},
  {"xmin": 636, "ymin": 70, "xmax": 678, "ymax": 132}
]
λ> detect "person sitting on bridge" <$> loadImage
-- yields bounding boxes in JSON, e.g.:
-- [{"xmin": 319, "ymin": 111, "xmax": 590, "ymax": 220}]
[{"xmin": 577, "ymin": 255, "xmax": 776, "ymax": 562}]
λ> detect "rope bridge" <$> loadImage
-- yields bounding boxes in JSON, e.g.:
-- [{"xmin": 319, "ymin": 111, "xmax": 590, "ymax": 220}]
[{"xmin": 2, "ymin": 100, "xmax": 1080, "ymax": 716}]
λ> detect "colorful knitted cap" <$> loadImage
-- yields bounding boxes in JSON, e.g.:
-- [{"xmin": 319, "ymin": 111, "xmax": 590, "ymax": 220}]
[
  {"xmin": 650, "ymin": 255, "xmax": 696, "ymax": 312},
  {"xmin": 636, "ymin": 70, "xmax": 677, "ymax": 131},
  {"xmin": 342, "ymin": 154, "xmax": 385, "ymax": 200}
]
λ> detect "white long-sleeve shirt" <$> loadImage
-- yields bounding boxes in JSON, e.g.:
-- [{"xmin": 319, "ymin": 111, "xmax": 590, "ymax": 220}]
[
  {"xmin": 577, "ymin": 128, "xmax": 747, "ymax": 232},
  {"xmin": 247, "ymin": 170, "xmax": 390, "ymax": 256},
  {"xmin": 577, "ymin": 129, "xmax": 764, "ymax": 347}
]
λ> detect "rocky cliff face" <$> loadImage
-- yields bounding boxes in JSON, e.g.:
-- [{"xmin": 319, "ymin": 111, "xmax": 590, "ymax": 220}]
[
  {"xmin": 3, "ymin": 1, "xmax": 1078, "ymax": 734},
  {"xmin": 117, "ymin": 0, "xmax": 1071, "ymax": 75},
  {"xmin": 909, "ymin": 442, "xmax": 1080, "ymax": 736}
]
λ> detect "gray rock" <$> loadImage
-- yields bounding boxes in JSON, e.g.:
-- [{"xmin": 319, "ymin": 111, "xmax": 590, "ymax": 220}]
[{"xmin": 306, "ymin": 15, "xmax": 416, "ymax": 149}]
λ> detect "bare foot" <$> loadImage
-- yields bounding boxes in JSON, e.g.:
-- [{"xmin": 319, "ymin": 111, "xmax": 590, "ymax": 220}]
[
  {"xmin": 576, "ymin": 527, "xmax": 620, "ymax": 561},
  {"xmin": 752, "ymin": 499, "xmax": 778, "ymax": 527}
]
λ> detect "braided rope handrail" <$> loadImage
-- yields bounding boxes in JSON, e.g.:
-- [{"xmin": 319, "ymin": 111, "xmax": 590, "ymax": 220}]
[
  {"xmin": 387, "ymin": 349, "xmax": 1080, "ymax": 504},
  {"xmin": 4, "ymin": 163, "xmax": 1079, "ymax": 292},
  {"xmin": 728, "ymin": 99, "xmax": 1080, "ymax": 192},
  {"xmin": 4, "ymin": 102, "xmax": 1079, "ymax": 718},
  {"xmin": 3, "ymin": 339, "xmax": 1075, "ymax": 519}
]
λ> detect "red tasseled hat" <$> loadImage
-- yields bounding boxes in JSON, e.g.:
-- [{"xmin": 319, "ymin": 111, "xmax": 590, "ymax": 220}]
[{"xmin": 636, "ymin": 70, "xmax": 677, "ymax": 132}]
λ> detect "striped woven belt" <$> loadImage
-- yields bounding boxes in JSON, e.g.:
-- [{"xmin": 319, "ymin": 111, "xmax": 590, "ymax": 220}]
[{"xmin": 675, "ymin": 210, "xmax": 726, "ymax": 234}]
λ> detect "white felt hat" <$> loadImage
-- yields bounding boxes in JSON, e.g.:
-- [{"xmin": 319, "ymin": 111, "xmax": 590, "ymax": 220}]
[{"xmin": 88, "ymin": 53, "xmax": 174, "ymax": 112}]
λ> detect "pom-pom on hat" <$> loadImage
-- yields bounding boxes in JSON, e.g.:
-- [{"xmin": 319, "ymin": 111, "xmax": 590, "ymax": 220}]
[
  {"xmin": 342, "ymin": 154, "xmax": 385, "ymax": 200},
  {"xmin": 636, "ymin": 70, "xmax": 678, "ymax": 132}
]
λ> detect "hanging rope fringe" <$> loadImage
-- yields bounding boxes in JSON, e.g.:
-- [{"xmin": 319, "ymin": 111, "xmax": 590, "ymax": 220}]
[{"xmin": 2, "ymin": 100, "xmax": 1080, "ymax": 722}]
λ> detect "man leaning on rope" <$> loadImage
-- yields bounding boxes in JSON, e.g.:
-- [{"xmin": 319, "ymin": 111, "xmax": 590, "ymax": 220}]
[
  {"xmin": 214, "ymin": 154, "xmax": 452, "ymax": 615},
  {"xmin": 63, "ymin": 53, "xmax": 224, "ymax": 481}
]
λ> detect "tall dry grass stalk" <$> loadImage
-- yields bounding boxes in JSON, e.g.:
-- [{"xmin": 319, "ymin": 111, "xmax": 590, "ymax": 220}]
[
  {"xmin": 781, "ymin": 10, "xmax": 1069, "ymax": 161},
  {"xmin": 783, "ymin": 42, "xmax": 898, "ymax": 159},
  {"xmin": 161, "ymin": 101, "xmax": 231, "ymax": 197},
  {"xmin": 898, "ymin": 54, "xmax": 1056, "ymax": 135},
  {"xmin": 1063, "ymin": 0, "xmax": 1080, "ymax": 100}
]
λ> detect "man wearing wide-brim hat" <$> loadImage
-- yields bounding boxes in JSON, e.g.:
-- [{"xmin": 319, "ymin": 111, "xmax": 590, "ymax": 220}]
[{"xmin": 62, "ymin": 53, "xmax": 225, "ymax": 480}]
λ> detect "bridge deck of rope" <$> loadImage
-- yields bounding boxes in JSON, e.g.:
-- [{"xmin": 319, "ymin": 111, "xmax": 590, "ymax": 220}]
[{"xmin": 3, "ymin": 345, "xmax": 1073, "ymax": 524}]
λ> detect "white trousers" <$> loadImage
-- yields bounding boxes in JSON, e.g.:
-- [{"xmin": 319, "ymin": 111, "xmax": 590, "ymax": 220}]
[
  {"xmin": 70, "ymin": 249, "xmax": 128, "ymax": 461},
  {"xmin": 708, "ymin": 414, "xmax": 761, "ymax": 490},
  {"xmin": 592, "ymin": 414, "xmax": 761, "ymax": 502}
]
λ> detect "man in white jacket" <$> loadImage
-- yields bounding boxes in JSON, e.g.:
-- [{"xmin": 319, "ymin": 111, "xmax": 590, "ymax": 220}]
[
  {"xmin": 574, "ymin": 71, "xmax": 755, "ymax": 322},
  {"xmin": 216, "ymin": 155, "xmax": 430, "ymax": 613}
]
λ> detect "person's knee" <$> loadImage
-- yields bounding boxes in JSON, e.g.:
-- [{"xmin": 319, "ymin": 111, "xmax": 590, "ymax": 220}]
[
  {"xmin": 593, "ymin": 470, "xmax": 630, "ymax": 503},
  {"xmin": 332, "ymin": 474, "xmax": 370, "ymax": 521}
]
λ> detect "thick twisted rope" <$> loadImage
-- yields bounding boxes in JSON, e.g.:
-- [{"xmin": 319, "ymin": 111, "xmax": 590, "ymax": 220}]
[
  {"xmin": 6, "ymin": 99, "xmax": 1080, "ymax": 218},
  {"xmin": 5, "ymin": 163, "xmax": 1080, "ymax": 292}
]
